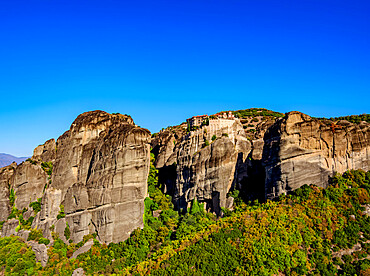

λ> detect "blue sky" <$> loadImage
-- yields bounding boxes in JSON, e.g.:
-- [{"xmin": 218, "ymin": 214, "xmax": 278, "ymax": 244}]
[{"xmin": 1, "ymin": 0, "xmax": 369, "ymax": 156}]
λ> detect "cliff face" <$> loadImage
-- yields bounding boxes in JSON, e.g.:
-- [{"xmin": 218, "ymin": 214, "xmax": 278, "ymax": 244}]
[
  {"xmin": 33, "ymin": 111, "xmax": 151, "ymax": 244},
  {"xmin": 32, "ymin": 138, "xmax": 56, "ymax": 163},
  {"xmin": 0, "ymin": 164, "xmax": 16, "ymax": 221},
  {"xmin": 152, "ymin": 119, "xmax": 251, "ymax": 214},
  {"xmin": 1, "ymin": 109, "xmax": 369, "ymax": 244},
  {"xmin": 153, "ymin": 111, "xmax": 370, "ymax": 210},
  {"xmin": 0, "ymin": 111, "xmax": 151, "ymax": 244},
  {"xmin": 262, "ymin": 112, "xmax": 370, "ymax": 199}
]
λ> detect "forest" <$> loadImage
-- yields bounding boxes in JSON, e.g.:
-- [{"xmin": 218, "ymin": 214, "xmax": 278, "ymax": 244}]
[{"xmin": 1, "ymin": 154, "xmax": 370, "ymax": 275}]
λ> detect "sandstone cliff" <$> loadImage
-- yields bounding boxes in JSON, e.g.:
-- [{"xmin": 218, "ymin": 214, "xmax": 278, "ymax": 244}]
[
  {"xmin": 0, "ymin": 111, "xmax": 151, "ymax": 244},
  {"xmin": 1, "ymin": 109, "xmax": 369, "ymax": 245},
  {"xmin": 33, "ymin": 111, "xmax": 151, "ymax": 244},
  {"xmin": 152, "ymin": 117, "xmax": 251, "ymax": 214},
  {"xmin": 0, "ymin": 163, "xmax": 16, "ymax": 221},
  {"xmin": 153, "ymin": 111, "xmax": 370, "ymax": 210},
  {"xmin": 261, "ymin": 111, "xmax": 370, "ymax": 199}
]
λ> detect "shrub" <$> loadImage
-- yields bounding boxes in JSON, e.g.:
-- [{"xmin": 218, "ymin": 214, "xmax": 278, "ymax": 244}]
[
  {"xmin": 211, "ymin": 135, "xmax": 216, "ymax": 141},
  {"xmin": 41, "ymin": 162, "xmax": 53, "ymax": 175},
  {"xmin": 57, "ymin": 205, "xmax": 66, "ymax": 220},
  {"xmin": 29, "ymin": 198, "xmax": 42, "ymax": 214},
  {"xmin": 64, "ymin": 222, "xmax": 71, "ymax": 240},
  {"xmin": 28, "ymin": 228, "xmax": 43, "ymax": 241},
  {"xmin": 9, "ymin": 188, "xmax": 15, "ymax": 206},
  {"xmin": 26, "ymin": 158, "xmax": 37, "ymax": 165},
  {"xmin": 38, "ymin": 238, "xmax": 50, "ymax": 245}
]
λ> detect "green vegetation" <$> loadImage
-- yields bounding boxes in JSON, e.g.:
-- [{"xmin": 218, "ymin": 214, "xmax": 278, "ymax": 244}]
[
  {"xmin": 64, "ymin": 222, "xmax": 71, "ymax": 240},
  {"xmin": 1, "ymin": 169, "xmax": 370, "ymax": 275},
  {"xmin": 57, "ymin": 205, "xmax": 66, "ymax": 220},
  {"xmin": 0, "ymin": 236, "xmax": 41, "ymax": 275},
  {"xmin": 328, "ymin": 114, "xmax": 370, "ymax": 124},
  {"xmin": 29, "ymin": 198, "xmax": 42, "ymax": 214},
  {"xmin": 41, "ymin": 161, "xmax": 53, "ymax": 176},
  {"xmin": 233, "ymin": 108, "xmax": 284, "ymax": 119},
  {"xmin": 28, "ymin": 228, "xmax": 43, "ymax": 242},
  {"xmin": 9, "ymin": 188, "xmax": 15, "ymax": 207},
  {"xmin": 26, "ymin": 158, "xmax": 38, "ymax": 165},
  {"xmin": 211, "ymin": 135, "xmax": 217, "ymax": 141}
]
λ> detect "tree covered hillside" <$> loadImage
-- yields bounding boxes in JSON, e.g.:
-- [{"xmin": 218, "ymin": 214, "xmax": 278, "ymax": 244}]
[{"xmin": 0, "ymin": 158, "xmax": 370, "ymax": 275}]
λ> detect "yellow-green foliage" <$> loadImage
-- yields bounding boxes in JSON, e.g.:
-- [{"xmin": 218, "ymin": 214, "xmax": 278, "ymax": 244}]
[
  {"xmin": 1, "ymin": 169, "xmax": 370, "ymax": 275},
  {"xmin": 122, "ymin": 170, "xmax": 370, "ymax": 275},
  {"xmin": 0, "ymin": 236, "xmax": 41, "ymax": 275}
]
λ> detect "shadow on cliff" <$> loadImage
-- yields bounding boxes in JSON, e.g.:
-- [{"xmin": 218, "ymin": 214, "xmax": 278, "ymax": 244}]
[{"xmin": 234, "ymin": 152, "xmax": 266, "ymax": 204}]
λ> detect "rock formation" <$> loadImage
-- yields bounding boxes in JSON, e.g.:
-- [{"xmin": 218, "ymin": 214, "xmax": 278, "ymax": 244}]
[
  {"xmin": 0, "ymin": 111, "xmax": 151, "ymax": 245},
  {"xmin": 32, "ymin": 138, "xmax": 56, "ymax": 163},
  {"xmin": 32, "ymin": 111, "xmax": 151, "ymax": 244},
  {"xmin": 152, "ymin": 116, "xmax": 251, "ymax": 214},
  {"xmin": 0, "ymin": 163, "xmax": 16, "ymax": 221},
  {"xmin": 13, "ymin": 161, "xmax": 49, "ymax": 211},
  {"xmin": 153, "ymin": 111, "xmax": 370, "ymax": 210},
  {"xmin": 262, "ymin": 111, "xmax": 370, "ymax": 199},
  {"xmin": 0, "ymin": 109, "xmax": 369, "ymax": 246}
]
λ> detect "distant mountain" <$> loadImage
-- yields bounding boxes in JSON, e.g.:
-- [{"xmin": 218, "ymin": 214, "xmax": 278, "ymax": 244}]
[{"xmin": 0, "ymin": 153, "xmax": 28, "ymax": 168}]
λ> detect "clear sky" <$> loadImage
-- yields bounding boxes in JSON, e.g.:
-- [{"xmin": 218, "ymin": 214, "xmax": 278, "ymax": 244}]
[{"xmin": 1, "ymin": 0, "xmax": 369, "ymax": 157}]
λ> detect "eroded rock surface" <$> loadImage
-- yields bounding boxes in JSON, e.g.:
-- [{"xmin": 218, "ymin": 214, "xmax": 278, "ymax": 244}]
[
  {"xmin": 262, "ymin": 111, "xmax": 370, "ymax": 199},
  {"xmin": 33, "ymin": 111, "xmax": 151, "ymax": 244},
  {"xmin": 13, "ymin": 161, "xmax": 49, "ymax": 211},
  {"xmin": 153, "ymin": 118, "xmax": 251, "ymax": 214},
  {"xmin": 33, "ymin": 138, "xmax": 56, "ymax": 163},
  {"xmin": 0, "ymin": 163, "xmax": 16, "ymax": 221},
  {"xmin": 28, "ymin": 241, "xmax": 49, "ymax": 267}
]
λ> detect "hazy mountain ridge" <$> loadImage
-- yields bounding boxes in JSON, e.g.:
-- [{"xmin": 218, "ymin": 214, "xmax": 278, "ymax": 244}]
[{"xmin": 0, "ymin": 153, "xmax": 28, "ymax": 168}]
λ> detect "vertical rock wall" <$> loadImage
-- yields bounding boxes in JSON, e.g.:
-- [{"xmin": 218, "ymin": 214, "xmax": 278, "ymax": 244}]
[
  {"xmin": 152, "ymin": 119, "xmax": 251, "ymax": 214},
  {"xmin": 262, "ymin": 112, "xmax": 370, "ymax": 199},
  {"xmin": 33, "ymin": 111, "xmax": 151, "ymax": 244}
]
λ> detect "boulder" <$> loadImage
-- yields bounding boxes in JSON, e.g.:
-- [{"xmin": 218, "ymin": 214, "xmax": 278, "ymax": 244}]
[
  {"xmin": 28, "ymin": 241, "xmax": 49, "ymax": 267},
  {"xmin": 71, "ymin": 239, "xmax": 94, "ymax": 259}
]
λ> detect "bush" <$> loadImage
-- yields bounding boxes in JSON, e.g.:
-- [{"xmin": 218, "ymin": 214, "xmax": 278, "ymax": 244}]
[
  {"xmin": 9, "ymin": 188, "xmax": 15, "ymax": 206},
  {"xmin": 41, "ymin": 162, "xmax": 53, "ymax": 175},
  {"xmin": 211, "ymin": 135, "xmax": 217, "ymax": 141},
  {"xmin": 64, "ymin": 222, "xmax": 71, "ymax": 240},
  {"xmin": 38, "ymin": 238, "xmax": 50, "ymax": 245},
  {"xmin": 28, "ymin": 229, "xmax": 43, "ymax": 241},
  {"xmin": 57, "ymin": 205, "xmax": 66, "ymax": 220},
  {"xmin": 29, "ymin": 198, "xmax": 42, "ymax": 214}
]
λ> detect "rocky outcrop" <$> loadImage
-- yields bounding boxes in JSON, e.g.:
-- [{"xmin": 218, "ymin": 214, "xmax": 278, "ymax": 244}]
[
  {"xmin": 152, "ymin": 118, "xmax": 251, "ymax": 214},
  {"xmin": 13, "ymin": 161, "xmax": 49, "ymax": 211},
  {"xmin": 262, "ymin": 112, "xmax": 370, "ymax": 199},
  {"xmin": 28, "ymin": 241, "xmax": 49, "ymax": 267},
  {"xmin": 153, "ymin": 111, "xmax": 370, "ymax": 208},
  {"xmin": 0, "ymin": 163, "xmax": 16, "ymax": 221},
  {"xmin": 33, "ymin": 111, "xmax": 151, "ymax": 244},
  {"xmin": 1, "ymin": 219, "xmax": 19, "ymax": 237},
  {"xmin": 0, "ymin": 159, "xmax": 49, "ymax": 221},
  {"xmin": 71, "ymin": 239, "xmax": 94, "ymax": 259},
  {"xmin": 32, "ymin": 139, "xmax": 56, "ymax": 163}
]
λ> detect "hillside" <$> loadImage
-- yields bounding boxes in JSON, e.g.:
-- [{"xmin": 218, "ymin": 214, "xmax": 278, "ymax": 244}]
[
  {"xmin": 0, "ymin": 153, "xmax": 28, "ymax": 168},
  {"xmin": 1, "ymin": 166, "xmax": 370, "ymax": 275}
]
